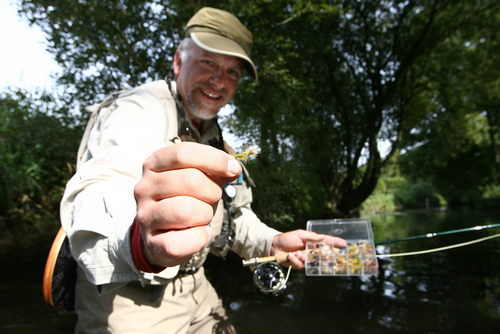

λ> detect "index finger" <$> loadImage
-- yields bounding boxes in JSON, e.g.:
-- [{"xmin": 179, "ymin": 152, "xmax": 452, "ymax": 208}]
[
  {"xmin": 319, "ymin": 235, "xmax": 346, "ymax": 248},
  {"xmin": 144, "ymin": 142, "xmax": 241, "ymax": 179},
  {"xmin": 295, "ymin": 230, "xmax": 346, "ymax": 248}
]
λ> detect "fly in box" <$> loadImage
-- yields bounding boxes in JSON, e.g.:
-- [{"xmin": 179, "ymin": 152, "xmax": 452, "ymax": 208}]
[{"xmin": 305, "ymin": 219, "xmax": 379, "ymax": 276}]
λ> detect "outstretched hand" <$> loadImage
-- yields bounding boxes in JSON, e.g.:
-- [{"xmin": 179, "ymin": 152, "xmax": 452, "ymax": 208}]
[
  {"xmin": 270, "ymin": 230, "xmax": 346, "ymax": 269},
  {"xmin": 134, "ymin": 142, "xmax": 242, "ymax": 268}
]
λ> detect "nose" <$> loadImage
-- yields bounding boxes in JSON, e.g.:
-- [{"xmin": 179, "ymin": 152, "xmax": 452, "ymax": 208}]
[{"xmin": 209, "ymin": 68, "xmax": 226, "ymax": 90}]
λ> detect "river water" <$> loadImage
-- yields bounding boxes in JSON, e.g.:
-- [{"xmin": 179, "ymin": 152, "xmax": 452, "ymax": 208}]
[{"xmin": 2, "ymin": 210, "xmax": 500, "ymax": 333}]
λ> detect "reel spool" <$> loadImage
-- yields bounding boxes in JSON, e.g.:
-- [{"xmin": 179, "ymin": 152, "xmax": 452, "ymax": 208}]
[{"xmin": 252, "ymin": 262, "xmax": 288, "ymax": 297}]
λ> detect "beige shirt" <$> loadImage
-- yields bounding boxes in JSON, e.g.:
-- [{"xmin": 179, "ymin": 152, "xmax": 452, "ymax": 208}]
[{"xmin": 60, "ymin": 80, "xmax": 279, "ymax": 292}]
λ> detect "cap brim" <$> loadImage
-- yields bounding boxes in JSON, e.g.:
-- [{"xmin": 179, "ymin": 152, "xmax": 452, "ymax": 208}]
[{"xmin": 190, "ymin": 32, "xmax": 258, "ymax": 82}]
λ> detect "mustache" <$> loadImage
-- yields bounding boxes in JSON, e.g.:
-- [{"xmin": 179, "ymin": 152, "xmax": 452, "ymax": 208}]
[{"xmin": 196, "ymin": 83, "xmax": 227, "ymax": 99}]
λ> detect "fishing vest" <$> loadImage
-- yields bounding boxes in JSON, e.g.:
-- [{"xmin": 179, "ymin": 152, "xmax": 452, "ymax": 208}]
[{"xmin": 77, "ymin": 78, "xmax": 249, "ymax": 279}]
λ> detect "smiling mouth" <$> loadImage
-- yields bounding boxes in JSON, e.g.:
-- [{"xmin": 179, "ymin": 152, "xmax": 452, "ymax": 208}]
[{"xmin": 200, "ymin": 88, "xmax": 221, "ymax": 99}]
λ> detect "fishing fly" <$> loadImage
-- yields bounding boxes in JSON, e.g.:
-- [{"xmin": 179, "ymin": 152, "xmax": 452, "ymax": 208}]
[
  {"xmin": 243, "ymin": 219, "xmax": 500, "ymax": 297},
  {"xmin": 231, "ymin": 146, "xmax": 258, "ymax": 164}
]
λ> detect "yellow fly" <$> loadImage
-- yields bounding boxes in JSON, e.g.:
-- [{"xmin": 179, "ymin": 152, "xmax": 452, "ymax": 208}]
[{"xmin": 232, "ymin": 146, "xmax": 258, "ymax": 164}]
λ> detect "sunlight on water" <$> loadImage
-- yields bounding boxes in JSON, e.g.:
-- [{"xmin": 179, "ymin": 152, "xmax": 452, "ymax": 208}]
[{"xmin": 2, "ymin": 210, "xmax": 499, "ymax": 333}]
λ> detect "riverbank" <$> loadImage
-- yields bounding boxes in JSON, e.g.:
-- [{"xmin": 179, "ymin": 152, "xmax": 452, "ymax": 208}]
[{"xmin": 360, "ymin": 163, "xmax": 500, "ymax": 215}]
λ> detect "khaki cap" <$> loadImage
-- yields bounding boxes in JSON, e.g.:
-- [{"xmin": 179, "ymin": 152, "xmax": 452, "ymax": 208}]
[{"xmin": 185, "ymin": 7, "xmax": 258, "ymax": 82}]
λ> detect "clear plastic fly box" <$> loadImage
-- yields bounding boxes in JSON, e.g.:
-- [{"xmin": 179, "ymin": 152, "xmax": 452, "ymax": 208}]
[{"xmin": 305, "ymin": 219, "xmax": 378, "ymax": 276}]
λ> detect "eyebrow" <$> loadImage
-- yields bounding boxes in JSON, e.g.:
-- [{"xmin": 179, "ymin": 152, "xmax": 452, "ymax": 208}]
[{"xmin": 231, "ymin": 59, "xmax": 244, "ymax": 71}]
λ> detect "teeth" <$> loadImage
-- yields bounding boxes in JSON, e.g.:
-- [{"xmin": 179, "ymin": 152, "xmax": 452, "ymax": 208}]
[{"xmin": 201, "ymin": 88, "xmax": 220, "ymax": 99}]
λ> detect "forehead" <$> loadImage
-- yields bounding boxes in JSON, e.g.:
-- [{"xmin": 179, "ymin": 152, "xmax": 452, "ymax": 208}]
[{"xmin": 189, "ymin": 43, "xmax": 244, "ymax": 69}]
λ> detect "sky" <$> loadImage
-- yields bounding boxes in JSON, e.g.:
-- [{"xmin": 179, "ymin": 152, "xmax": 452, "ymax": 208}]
[
  {"xmin": 0, "ymin": 1, "xmax": 243, "ymax": 147},
  {"xmin": 0, "ymin": 1, "xmax": 61, "ymax": 92}
]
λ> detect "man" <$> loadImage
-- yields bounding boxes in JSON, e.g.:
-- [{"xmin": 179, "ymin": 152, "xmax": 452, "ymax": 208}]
[{"xmin": 61, "ymin": 7, "xmax": 345, "ymax": 333}]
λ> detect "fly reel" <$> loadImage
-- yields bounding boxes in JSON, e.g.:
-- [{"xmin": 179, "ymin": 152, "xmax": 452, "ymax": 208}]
[{"xmin": 252, "ymin": 262, "xmax": 289, "ymax": 297}]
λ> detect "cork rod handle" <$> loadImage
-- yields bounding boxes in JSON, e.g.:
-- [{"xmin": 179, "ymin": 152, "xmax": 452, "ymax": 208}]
[{"xmin": 242, "ymin": 251, "xmax": 299, "ymax": 267}]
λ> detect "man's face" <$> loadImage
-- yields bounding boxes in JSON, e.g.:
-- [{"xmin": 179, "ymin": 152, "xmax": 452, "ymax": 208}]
[{"xmin": 174, "ymin": 42, "xmax": 243, "ymax": 123}]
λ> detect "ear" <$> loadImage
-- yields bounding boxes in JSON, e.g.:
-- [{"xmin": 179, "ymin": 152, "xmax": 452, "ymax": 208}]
[{"xmin": 173, "ymin": 50, "xmax": 182, "ymax": 77}]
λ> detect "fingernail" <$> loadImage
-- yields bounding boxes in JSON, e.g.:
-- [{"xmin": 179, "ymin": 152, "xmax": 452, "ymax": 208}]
[
  {"xmin": 227, "ymin": 159, "xmax": 240, "ymax": 175},
  {"xmin": 205, "ymin": 225, "xmax": 212, "ymax": 238}
]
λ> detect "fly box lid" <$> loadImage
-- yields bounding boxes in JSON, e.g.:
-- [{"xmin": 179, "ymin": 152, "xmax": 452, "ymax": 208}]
[{"xmin": 305, "ymin": 219, "xmax": 378, "ymax": 276}]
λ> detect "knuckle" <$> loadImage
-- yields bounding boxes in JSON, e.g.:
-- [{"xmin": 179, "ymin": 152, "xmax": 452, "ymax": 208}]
[
  {"xmin": 199, "ymin": 204, "xmax": 215, "ymax": 222},
  {"xmin": 135, "ymin": 203, "xmax": 155, "ymax": 229},
  {"xmin": 135, "ymin": 207, "xmax": 146, "ymax": 223},
  {"xmin": 173, "ymin": 200, "xmax": 196, "ymax": 223},
  {"xmin": 194, "ymin": 230, "xmax": 210, "ymax": 247},
  {"xmin": 174, "ymin": 199, "xmax": 213, "ymax": 225},
  {"xmin": 171, "ymin": 144, "xmax": 191, "ymax": 165},
  {"xmin": 134, "ymin": 181, "xmax": 146, "ymax": 199},
  {"xmin": 213, "ymin": 187, "xmax": 223, "ymax": 201},
  {"xmin": 181, "ymin": 169, "xmax": 203, "ymax": 191},
  {"xmin": 142, "ymin": 153, "xmax": 156, "ymax": 171}
]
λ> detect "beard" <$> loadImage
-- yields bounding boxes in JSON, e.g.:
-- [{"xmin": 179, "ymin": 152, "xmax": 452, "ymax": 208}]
[{"xmin": 186, "ymin": 84, "xmax": 228, "ymax": 120}]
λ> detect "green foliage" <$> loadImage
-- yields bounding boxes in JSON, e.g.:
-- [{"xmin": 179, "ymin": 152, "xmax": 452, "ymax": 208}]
[
  {"xmin": 14, "ymin": 0, "xmax": 500, "ymax": 227},
  {"xmin": 19, "ymin": 0, "xmax": 195, "ymax": 105},
  {"xmin": 399, "ymin": 9, "xmax": 500, "ymax": 207},
  {"xmin": 361, "ymin": 153, "xmax": 446, "ymax": 212},
  {"xmin": 246, "ymin": 157, "xmax": 331, "ymax": 230},
  {"xmin": 228, "ymin": 0, "xmax": 500, "ymax": 218},
  {"xmin": 0, "ymin": 89, "xmax": 83, "ymax": 246},
  {"xmin": 394, "ymin": 180, "xmax": 445, "ymax": 209},
  {"xmin": 400, "ymin": 113, "xmax": 496, "ymax": 207},
  {"xmin": 479, "ymin": 185, "xmax": 500, "ymax": 210},
  {"xmin": 361, "ymin": 192, "xmax": 398, "ymax": 214}
]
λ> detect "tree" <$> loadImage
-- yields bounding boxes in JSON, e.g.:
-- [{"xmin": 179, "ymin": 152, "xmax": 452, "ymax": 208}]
[
  {"xmin": 18, "ymin": 0, "xmax": 210, "ymax": 106},
  {"xmin": 0, "ymin": 89, "xmax": 82, "ymax": 243},
  {"xmin": 399, "ymin": 10, "xmax": 500, "ymax": 207},
  {"xmin": 17, "ymin": 0, "xmax": 500, "ymax": 222},
  {"xmin": 230, "ymin": 0, "xmax": 499, "ymax": 218}
]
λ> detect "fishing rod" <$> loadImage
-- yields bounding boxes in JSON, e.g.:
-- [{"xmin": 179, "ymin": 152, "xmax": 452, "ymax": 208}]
[
  {"xmin": 374, "ymin": 223, "xmax": 500, "ymax": 245},
  {"xmin": 244, "ymin": 223, "xmax": 500, "ymax": 267},
  {"xmin": 244, "ymin": 222, "xmax": 500, "ymax": 296}
]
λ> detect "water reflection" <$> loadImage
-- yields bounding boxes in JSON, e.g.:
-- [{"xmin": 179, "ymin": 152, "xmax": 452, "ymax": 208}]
[
  {"xmin": 213, "ymin": 210, "xmax": 500, "ymax": 333},
  {"xmin": 2, "ymin": 210, "xmax": 499, "ymax": 333}
]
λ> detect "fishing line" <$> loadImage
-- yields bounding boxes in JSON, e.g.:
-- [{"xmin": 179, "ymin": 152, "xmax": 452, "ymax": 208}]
[
  {"xmin": 275, "ymin": 265, "xmax": 292, "ymax": 294},
  {"xmin": 244, "ymin": 223, "xmax": 500, "ymax": 289},
  {"xmin": 376, "ymin": 232, "xmax": 500, "ymax": 258},
  {"xmin": 375, "ymin": 223, "xmax": 500, "ymax": 245}
]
